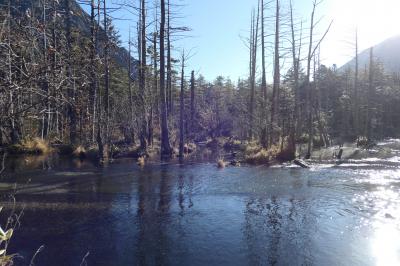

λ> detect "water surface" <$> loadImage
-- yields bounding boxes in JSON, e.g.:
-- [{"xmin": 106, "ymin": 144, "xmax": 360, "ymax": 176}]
[{"xmin": 1, "ymin": 146, "xmax": 400, "ymax": 265}]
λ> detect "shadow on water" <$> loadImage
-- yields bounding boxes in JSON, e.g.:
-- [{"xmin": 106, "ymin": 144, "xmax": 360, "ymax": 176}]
[{"xmin": 0, "ymin": 149, "xmax": 399, "ymax": 265}]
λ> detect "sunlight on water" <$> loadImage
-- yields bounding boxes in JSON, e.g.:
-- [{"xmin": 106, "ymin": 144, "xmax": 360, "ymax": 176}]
[
  {"xmin": 371, "ymin": 222, "xmax": 400, "ymax": 266},
  {"xmin": 369, "ymin": 183, "xmax": 400, "ymax": 266},
  {"xmin": 350, "ymin": 168, "xmax": 400, "ymax": 266}
]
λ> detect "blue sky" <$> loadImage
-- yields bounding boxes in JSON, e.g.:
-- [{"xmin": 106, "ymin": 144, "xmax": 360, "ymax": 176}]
[{"xmin": 81, "ymin": 0, "xmax": 400, "ymax": 81}]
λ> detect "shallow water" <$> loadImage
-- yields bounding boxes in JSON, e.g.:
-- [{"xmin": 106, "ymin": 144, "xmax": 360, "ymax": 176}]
[{"xmin": 1, "ymin": 145, "xmax": 400, "ymax": 265}]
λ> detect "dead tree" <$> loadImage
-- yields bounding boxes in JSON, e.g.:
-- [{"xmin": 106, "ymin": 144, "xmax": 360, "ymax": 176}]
[
  {"xmin": 190, "ymin": 70, "xmax": 195, "ymax": 139},
  {"xmin": 289, "ymin": 0, "xmax": 303, "ymax": 155},
  {"xmin": 269, "ymin": 0, "xmax": 280, "ymax": 147},
  {"xmin": 260, "ymin": 0, "xmax": 268, "ymax": 148},
  {"xmin": 353, "ymin": 29, "xmax": 360, "ymax": 140},
  {"xmin": 305, "ymin": 0, "xmax": 332, "ymax": 159},
  {"xmin": 90, "ymin": 0, "xmax": 98, "ymax": 143},
  {"xmin": 248, "ymin": 5, "xmax": 259, "ymax": 140},
  {"xmin": 366, "ymin": 47, "xmax": 373, "ymax": 142},
  {"xmin": 160, "ymin": 0, "xmax": 172, "ymax": 156},
  {"xmin": 179, "ymin": 51, "xmax": 185, "ymax": 158},
  {"xmin": 64, "ymin": 0, "xmax": 77, "ymax": 145},
  {"xmin": 139, "ymin": 0, "xmax": 148, "ymax": 152}
]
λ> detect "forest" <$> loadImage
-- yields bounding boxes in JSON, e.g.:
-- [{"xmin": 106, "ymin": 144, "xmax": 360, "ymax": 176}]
[
  {"xmin": 2, "ymin": 0, "xmax": 400, "ymax": 265},
  {"xmin": 1, "ymin": 0, "xmax": 400, "ymax": 164}
]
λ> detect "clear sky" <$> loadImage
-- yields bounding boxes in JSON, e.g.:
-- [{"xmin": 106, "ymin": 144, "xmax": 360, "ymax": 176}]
[{"xmin": 82, "ymin": 0, "xmax": 400, "ymax": 81}]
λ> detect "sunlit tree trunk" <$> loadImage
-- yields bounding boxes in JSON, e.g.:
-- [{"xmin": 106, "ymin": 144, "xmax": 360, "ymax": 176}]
[
  {"xmin": 139, "ymin": 0, "xmax": 148, "ymax": 152},
  {"xmin": 260, "ymin": 0, "xmax": 268, "ymax": 148},
  {"xmin": 64, "ymin": 0, "xmax": 77, "ymax": 145},
  {"xmin": 179, "ymin": 52, "xmax": 185, "ymax": 158},
  {"xmin": 160, "ymin": 0, "xmax": 172, "ymax": 156},
  {"xmin": 269, "ymin": 0, "xmax": 280, "ymax": 147},
  {"xmin": 366, "ymin": 47, "xmax": 374, "ymax": 142}
]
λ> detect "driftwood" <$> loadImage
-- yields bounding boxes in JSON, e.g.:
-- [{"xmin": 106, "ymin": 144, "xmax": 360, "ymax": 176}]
[{"xmin": 294, "ymin": 159, "xmax": 310, "ymax": 168}]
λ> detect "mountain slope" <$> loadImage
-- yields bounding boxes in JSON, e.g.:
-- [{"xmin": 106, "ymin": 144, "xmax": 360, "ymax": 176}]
[
  {"xmin": 2, "ymin": 0, "xmax": 137, "ymax": 78},
  {"xmin": 341, "ymin": 35, "xmax": 400, "ymax": 73}
]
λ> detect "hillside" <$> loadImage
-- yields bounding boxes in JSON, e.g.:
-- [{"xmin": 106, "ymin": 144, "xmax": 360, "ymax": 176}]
[
  {"xmin": 1, "ymin": 0, "xmax": 137, "ymax": 77},
  {"xmin": 341, "ymin": 35, "xmax": 400, "ymax": 74}
]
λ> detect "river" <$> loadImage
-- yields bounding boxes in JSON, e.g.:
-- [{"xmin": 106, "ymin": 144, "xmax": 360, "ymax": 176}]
[{"xmin": 1, "ymin": 140, "xmax": 400, "ymax": 265}]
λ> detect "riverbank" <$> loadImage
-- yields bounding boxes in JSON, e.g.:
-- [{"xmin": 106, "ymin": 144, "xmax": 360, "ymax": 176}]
[{"xmin": 2, "ymin": 137, "xmax": 399, "ymax": 169}]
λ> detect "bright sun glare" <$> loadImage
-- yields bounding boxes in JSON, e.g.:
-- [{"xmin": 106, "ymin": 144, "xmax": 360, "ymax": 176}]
[{"xmin": 324, "ymin": 0, "xmax": 400, "ymax": 66}]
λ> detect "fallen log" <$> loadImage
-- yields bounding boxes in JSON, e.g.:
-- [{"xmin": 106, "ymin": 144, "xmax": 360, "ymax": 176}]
[{"xmin": 293, "ymin": 159, "xmax": 310, "ymax": 168}]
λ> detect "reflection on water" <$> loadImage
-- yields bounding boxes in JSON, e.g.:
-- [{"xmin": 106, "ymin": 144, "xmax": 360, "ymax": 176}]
[{"xmin": 0, "ymin": 154, "xmax": 400, "ymax": 265}]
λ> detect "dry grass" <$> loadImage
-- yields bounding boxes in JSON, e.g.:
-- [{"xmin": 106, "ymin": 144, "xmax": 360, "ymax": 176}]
[
  {"xmin": 244, "ymin": 140, "xmax": 295, "ymax": 164},
  {"xmin": 184, "ymin": 143, "xmax": 197, "ymax": 154},
  {"xmin": 137, "ymin": 156, "xmax": 145, "ymax": 167},
  {"xmin": 223, "ymin": 139, "xmax": 245, "ymax": 151},
  {"xmin": 217, "ymin": 159, "xmax": 226, "ymax": 168},
  {"xmin": 72, "ymin": 145, "xmax": 86, "ymax": 158},
  {"xmin": 9, "ymin": 138, "xmax": 52, "ymax": 155}
]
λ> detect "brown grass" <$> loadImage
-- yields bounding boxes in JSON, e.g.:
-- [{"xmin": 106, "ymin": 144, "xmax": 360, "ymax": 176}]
[
  {"xmin": 72, "ymin": 145, "xmax": 86, "ymax": 158},
  {"xmin": 244, "ymin": 141, "xmax": 295, "ymax": 164},
  {"xmin": 217, "ymin": 159, "xmax": 226, "ymax": 168},
  {"xmin": 9, "ymin": 138, "xmax": 52, "ymax": 155},
  {"xmin": 137, "ymin": 156, "xmax": 145, "ymax": 167}
]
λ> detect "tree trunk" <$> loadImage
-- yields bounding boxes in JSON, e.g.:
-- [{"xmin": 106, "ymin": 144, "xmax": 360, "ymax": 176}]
[
  {"xmin": 90, "ymin": 0, "xmax": 98, "ymax": 143},
  {"xmin": 260, "ymin": 0, "xmax": 268, "ymax": 148},
  {"xmin": 249, "ymin": 4, "xmax": 259, "ymax": 140},
  {"xmin": 305, "ymin": 0, "xmax": 317, "ymax": 159},
  {"xmin": 190, "ymin": 70, "xmax": 195, "ymax": 140},
  {"xmin": 160, "ymin": 0, "xmax": 172, "ymax": 157},
  {"xmin": 366, "ymin": 47, "xmax": 373, "ymax": 142},
  {"xmin": 179, "ymin": 53, "xmax": 185, "ymax": 158},
  {"xmin": 139, "ymin": 0, "xmax": 148, "ymax": 152},
  {"xmin": 64, "ymin": 0, "xmax": 77, "ymax": 145},
  {"xmin": 269, "ymin": 0, "xmax": 280, "ymax": 147},
  {"xmin": 166, "ymin": 0, "xmax": 172, "ymax": 114}
]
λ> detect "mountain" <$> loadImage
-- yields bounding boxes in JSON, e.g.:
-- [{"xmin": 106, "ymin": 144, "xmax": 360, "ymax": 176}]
[
  {"xmin": 341, "ymin": 35, "xmax": 400, "ymax": 74},
  {"xmin": 2, "ymin": 0, "xmax": 137, "ymax": 78}
]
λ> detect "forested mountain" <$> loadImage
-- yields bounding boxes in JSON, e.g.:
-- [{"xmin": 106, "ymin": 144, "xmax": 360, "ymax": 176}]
[
  {"xmin": 342, "ymin": 35, "xmax": 400, "ymax": 74},
  {"xmin": 0, "ymin": 0, "xmax": 137, "ymax": 76}
]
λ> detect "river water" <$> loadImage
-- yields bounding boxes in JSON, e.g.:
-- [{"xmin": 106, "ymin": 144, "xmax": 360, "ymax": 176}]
[{"xmin": 1, "ymin": 141, "xmax": 400, "ymax": 265}]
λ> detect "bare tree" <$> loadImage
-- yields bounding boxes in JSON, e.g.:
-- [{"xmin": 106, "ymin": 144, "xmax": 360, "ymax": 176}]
[
  {"xmin": 179, "ymin": 51, "xmax": 185, "ymax": 158},
  {"xmin": 160, "ymin": 0, "xmax": 172, "ymax": 156},
  {"xmin": 139, "ymin": 0, "xmax": 148, "ymax": 152},
  {"xmin": 269, "ymin": 0, "xmax": 280, "ymax": 147},
  {"xmin": 260, "ymin": 0, "xmax": 268, "ymax": 148}
]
